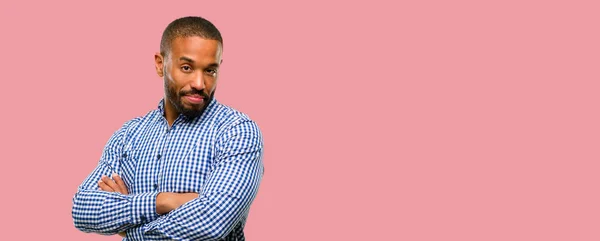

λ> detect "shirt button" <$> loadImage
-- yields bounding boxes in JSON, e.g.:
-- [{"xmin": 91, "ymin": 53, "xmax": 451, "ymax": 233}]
[
  {"xmin": 153, "ymin": 184, "xmax": 158, "ymax": 189},
  {"xmin": 157, "ymin": 154, "xmax": 161, "ymax": 160}
]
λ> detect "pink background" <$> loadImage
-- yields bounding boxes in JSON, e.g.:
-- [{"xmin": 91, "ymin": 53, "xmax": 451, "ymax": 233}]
[{"xmin": 1, "ymin": 0, "xmax": 599, "ymax": 240}]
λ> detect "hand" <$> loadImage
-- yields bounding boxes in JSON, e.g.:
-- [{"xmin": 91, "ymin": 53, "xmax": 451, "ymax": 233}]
[
  {"xmin": 98, "ymin": 173, "xmax": 129, "ymax": 195},
  {"xmin": 156, "ymin": 192, "xmax": 199, "ymax": 215},
  {"xmin": 98, "ymin": 173, "xmax": 128, "ymax": 237}
]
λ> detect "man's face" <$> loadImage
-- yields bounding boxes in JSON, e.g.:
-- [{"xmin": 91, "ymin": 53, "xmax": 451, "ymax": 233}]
[{"xmin": 156, "ymin": 36, "xmax": 222, "ymax": 119}]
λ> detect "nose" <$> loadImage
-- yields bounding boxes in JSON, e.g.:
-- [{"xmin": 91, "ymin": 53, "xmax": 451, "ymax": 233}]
[{"xmin": 191, "ymin": 72, "xmax": 205, "ymax": 90}]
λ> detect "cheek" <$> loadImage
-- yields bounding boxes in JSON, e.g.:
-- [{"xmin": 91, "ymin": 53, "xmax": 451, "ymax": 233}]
[
  {"xmin": 167, "ymin": 72, "xmax": 186, "ymax": 89},
  {"xmin": 165, "ymin": 65, "xmax": 183, "ymax": 83},
  {"xmin": 165, "ymin": 75, "xmax": 182, "ymax": 94},
  {"xmin": 206, "ymin": 81, "xmax": 217, "ymax": 93}
]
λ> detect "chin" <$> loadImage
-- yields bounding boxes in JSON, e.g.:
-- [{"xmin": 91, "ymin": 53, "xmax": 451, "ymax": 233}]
[{"xmin": 183, "ymin": 102, "xmax": 205, "ymax": 110}]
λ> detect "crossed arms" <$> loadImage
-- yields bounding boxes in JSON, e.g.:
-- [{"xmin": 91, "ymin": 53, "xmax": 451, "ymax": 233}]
[
  {"xmin": 72, "ymin": 120, "xmax": 264, "ymax": 240},
  {"xmin": 96, "ymin": 174, "xmax": 199, "ymax": 237}
]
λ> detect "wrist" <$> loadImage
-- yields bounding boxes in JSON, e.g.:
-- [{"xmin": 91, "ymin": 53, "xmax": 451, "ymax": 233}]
[
  {"xmin": 131, "ymin": 192, "xmax": 160, "ymax": 224},
  {"xmin": 156, "ymin": 192, "xmax": 173, "ymax": 215}
]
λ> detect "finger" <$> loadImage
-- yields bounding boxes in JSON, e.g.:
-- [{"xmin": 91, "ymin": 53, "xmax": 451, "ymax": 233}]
[
  {"xmin": 112, "ymin": 174, "xmax": 129, "ymax": 195},
  {"xmin": 98, "ymin": 180, "xmax": 115, "ymax": 192},
  {"xmin": 105, "ymin": 175, "xmax": 123, "ymax": 193},
  {"xmin": 101, "ymin": 175, "xmax": 122, "ymax": 194}
]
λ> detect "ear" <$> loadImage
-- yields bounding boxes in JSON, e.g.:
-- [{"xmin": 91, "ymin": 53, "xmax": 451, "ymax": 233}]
[{"xmin": 154, "ymin": 52, "xmax": 164, "ymax": 77}]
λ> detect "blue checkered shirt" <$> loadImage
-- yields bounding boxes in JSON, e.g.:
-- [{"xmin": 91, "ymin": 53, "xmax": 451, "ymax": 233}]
[{"xmin": 72, "ymin": 98, "xmax": 264, "ymax": 241}]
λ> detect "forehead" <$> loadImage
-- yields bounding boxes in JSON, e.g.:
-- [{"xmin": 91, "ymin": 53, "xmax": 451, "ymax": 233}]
[{"xmin": 169, "ymin": 36, "xmax": 222, "ymax": 63}]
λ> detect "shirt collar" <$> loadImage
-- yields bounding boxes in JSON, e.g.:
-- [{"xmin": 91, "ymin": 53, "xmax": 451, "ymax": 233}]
[{"xmin": 158, "ymin": 98, "xmax": 166, "ymax": 113}]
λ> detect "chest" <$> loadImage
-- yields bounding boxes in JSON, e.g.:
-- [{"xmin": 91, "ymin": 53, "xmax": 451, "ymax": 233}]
[{"xmin": 121, "ymin": 121, "xmax": 217, "ymax": 194}]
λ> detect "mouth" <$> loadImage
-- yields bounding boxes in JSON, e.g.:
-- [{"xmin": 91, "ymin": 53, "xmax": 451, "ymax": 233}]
[{"xmin": 183, "ymin": 94, "xmax": 205, "ymax": 104}]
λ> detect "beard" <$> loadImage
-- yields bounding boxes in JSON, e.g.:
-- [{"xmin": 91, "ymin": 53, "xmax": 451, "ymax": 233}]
[{"xmin": 165, "ymin": 80, "xmax": 213, "ymax": 120}]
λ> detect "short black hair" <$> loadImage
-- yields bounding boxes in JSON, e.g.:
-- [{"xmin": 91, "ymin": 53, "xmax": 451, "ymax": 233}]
[{"xmin": 160, "ymin": 16, "xmax": 223, "ymax": 57}]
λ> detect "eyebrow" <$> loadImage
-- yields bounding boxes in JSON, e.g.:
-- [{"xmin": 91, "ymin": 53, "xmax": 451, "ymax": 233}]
[
  {"xmin": 179, "ymin": 56, "xmax": 220, "ymax": 68},
  {"xmin": 179, "ymin": 56, "xmax": 195, "ymax": 63}
]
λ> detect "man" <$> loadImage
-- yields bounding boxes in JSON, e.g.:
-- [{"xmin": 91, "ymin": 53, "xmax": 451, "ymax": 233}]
[{"xmin": 72, "ymin": 16, "xmax": 264, "ymax": 241}]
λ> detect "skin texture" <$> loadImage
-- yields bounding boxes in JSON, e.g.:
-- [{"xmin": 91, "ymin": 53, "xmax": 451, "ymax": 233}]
[{"xmin": 97, "ymin": 36, "xmax": 223, "ymax": 237}]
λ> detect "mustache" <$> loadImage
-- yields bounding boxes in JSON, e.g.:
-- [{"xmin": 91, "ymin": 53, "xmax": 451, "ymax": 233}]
[{"xmin": 179, "ymin": 89, "xmax": 208, "ymax": 99}]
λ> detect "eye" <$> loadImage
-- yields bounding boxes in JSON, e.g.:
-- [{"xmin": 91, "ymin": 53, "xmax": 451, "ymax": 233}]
[
  {"xmin": 181, "ymin": 65, "xmax": 192, "ymax": 73},
  {"xmin": 206, "ymin": 69, "xmax": 218, "ymax": 75}
]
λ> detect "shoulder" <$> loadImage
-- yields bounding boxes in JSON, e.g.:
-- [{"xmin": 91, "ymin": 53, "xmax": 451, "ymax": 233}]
[
  {"xmin": 209, "ymin": 101, "xmax": 262, "ymax": 140},
  {"xmin": 117, "ymin": 109, "xmax": 161, "ymax": 138},
  {"xmin": 212, "ymin": 101, "xmax": 260, "ymax": 130}
]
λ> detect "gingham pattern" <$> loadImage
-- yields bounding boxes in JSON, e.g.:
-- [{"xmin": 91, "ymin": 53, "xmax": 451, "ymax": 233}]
[{"xmin": 72, "ymin": 98, "xmax": 264, "ymax": 241}]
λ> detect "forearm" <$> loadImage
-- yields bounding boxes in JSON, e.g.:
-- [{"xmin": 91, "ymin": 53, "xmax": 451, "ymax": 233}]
[
  {"xmin": 72, "ymin": 189, "xmax": 159, "ymax": 234},
  {"xmin": 144, "ymin": 192, "xmax": 250, "ymax": 240}
]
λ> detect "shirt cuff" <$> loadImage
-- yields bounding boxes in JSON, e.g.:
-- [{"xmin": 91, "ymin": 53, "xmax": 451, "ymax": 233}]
[{"xmin": 131, "ymin": 192, "xmax": 160, "ymax": 224}]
